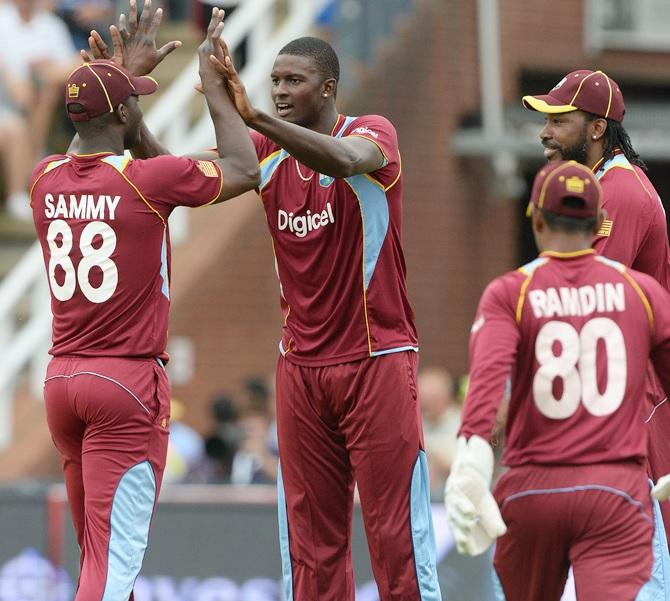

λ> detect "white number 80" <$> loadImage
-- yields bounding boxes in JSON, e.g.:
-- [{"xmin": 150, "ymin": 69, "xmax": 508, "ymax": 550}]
[{"xmin": 533, "ymin": 318, "xmax": 627, "ymax": 419}]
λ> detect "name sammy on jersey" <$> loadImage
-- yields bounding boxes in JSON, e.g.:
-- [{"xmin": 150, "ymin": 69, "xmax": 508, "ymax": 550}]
[
  {"xmin": 43, "ymin": 193, "xmax": 120, "ymax": 220},
  {"xmin": 528, "ymin": 283, "xmax": 625, "ymax": 318}
]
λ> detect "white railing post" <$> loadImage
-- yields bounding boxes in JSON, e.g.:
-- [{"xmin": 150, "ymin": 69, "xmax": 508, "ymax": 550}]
[{"xmin": 29, "ymin": 275, "xmax": 51, "ymax": 400}]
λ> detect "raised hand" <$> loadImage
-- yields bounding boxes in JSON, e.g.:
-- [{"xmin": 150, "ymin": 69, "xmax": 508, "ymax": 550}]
[
  {"xmin": 208, "ymin": 36, "xmax": 259, "ymax": 124},
  {"xmin": 82, "ymin": 0, "xmax": 181, "ymax": 76},
  {"xmin": 197, "ymin": 7, "xmax": 225, "ymax": 64}
]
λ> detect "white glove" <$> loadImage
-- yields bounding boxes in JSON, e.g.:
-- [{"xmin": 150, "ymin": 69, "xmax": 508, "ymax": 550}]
[
  {"xmin": 444, "ymin": 434, "xmax": 507, "ymax": 555},
  {"xmin": 652, "ymin": 473, "xmax": 670, "ymax": 501}
]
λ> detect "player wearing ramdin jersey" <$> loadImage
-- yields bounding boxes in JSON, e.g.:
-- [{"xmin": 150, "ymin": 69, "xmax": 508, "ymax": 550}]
[
  {"xmin": 523, "ymin": 71, "xmax": 670, "ymax": 595},
  {"xmin": 207, "ymin": 35, "xmax": 440, "ymax": 601},
  {"xmin": 444, "ymin": 161, "xmax": 670, "ymax": 601},
  {"xmin": 31, "ymin": 7, "xmax": 258, "ymax": 600}
]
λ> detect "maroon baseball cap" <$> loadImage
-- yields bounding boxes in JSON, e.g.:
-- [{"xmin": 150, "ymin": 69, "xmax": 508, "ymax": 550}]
[
  {"xmin": 522, "ymin": 70, "xmax": 625, "ymax": 122},
  {"xmin": 529, "ymin": 160, "xmax": 602, "ymax": 218},
  {"xmin": 65, "ymin": 60, "xmax": 158, "ymax": 121}
]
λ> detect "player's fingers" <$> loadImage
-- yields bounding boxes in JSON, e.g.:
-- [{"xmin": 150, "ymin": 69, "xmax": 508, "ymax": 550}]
[
  {"xmin": 90, "ymin": 30, "xmax": 109, "ymax": 57},
  {"xmin": 206, "ymin": 7, "xmax": 220, "ymax": 37},
  {"xmin": 110, "ymin": 25, "xmax": 123, "ymax": 59},
  {"xmin": 148, "ymin": 6, "xmax": 164, "ymax": 38},
  {"xmin": 157, "ymin": 40, "xmax": 182, "ymax": 61},
  {"xmin": 118, "ymin": 13, "xmax": 128, "ymax": 36},
  {"xmin": 224, "ymin": 55, "xmax": 241, "ymax": 81},
  {"xmin": 139, "ymin": 0, "xmax": 152, "ymax": 32},
  {"xmin": 208, "ymin": 54, "xmax": 227, "ymax": 72},
  {"xmin": 128, "ymin": 0, "xmax": 138, "ymax": 33}
]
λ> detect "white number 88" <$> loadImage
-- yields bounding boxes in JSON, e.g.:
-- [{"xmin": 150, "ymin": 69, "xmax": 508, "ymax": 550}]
[{"xmin": 47, "ymin": 219, "xmax": 118, "ymax": 304}]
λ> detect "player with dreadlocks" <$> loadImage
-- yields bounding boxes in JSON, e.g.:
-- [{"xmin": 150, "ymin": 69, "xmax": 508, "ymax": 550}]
[{"xmin": 523, "ymin": 69, "xmax": 670, "ymax": 597}]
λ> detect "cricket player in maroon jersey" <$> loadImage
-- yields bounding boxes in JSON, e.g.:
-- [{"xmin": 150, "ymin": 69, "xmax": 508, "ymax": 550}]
[
  {"xmin": 29, "ymin": 7, "xmax": 259, "ymax": 600},
  {"xmin": 202, "ymin": 34, "xmax": 441, "ymax": 601},
  {"xmin": 523, "ymin": 70, "xmax": 670, "ymax": 594},
  {"xmin": 444, "ymin": 160, "xmax": 670, "ymax": 601}
]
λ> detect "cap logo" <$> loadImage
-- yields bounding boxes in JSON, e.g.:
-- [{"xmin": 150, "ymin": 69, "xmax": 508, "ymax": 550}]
[
  {"xmin": 564, "ymin": 175, "xmax": 588, "ymax": 194},
  {"xmin": 68, "ymin": 83, "xmax": 80, "ymax": 99},
  {"xmin": 552, "ymin": 76, "xmax": 567, "ymax": 91}
]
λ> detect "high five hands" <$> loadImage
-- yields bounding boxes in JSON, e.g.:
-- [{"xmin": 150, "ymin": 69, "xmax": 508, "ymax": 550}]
[
  {"xmin": 81, "ymin": 0, "xmax": 181, "ymax": 76},
  {"xmin": 207, "ymin": 35, "xmax": 259, "ymax": 124}
]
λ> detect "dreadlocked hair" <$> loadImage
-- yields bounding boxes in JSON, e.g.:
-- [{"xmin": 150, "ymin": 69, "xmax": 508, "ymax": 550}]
[{"xmin": 585, "ymin": 112, "xmax": 647, "ymax": 171}]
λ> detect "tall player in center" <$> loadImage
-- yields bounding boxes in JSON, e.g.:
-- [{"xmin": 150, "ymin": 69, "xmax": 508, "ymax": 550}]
[{"xmin": 210, "ymin": 35, "xmax": 441, "ymax": 601}]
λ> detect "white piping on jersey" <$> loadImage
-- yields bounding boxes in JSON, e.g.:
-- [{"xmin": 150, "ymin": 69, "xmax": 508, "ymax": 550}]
[
  {"xmin": 594, "ymin": 153, "xmax": 631, "ymax": 180},
  {"xmin": 646, "ymin": 397, "xmax": 669, "ymax": 424},
  {"xmin": 44, "ymin": 158, "xmax": 72, "ymax": 173},
  {"xmin": 44, "ymin": 371, "xmax": 151, "ymax": 415},
  {"xmin": 501, "ymin": 484, "xmax": 652, "ymax": 524}
]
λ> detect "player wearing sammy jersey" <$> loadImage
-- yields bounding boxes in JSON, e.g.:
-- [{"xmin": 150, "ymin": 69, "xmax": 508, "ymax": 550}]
[
  {"xmin": 29, "ymin": 9, "xmax": 259, "ymax": 599},
  {"xmin": 444, "ymin": 161, "xmax": 670, "ymax": 601},
  {"xmin": 251, "ymin": 112, "xmax": 416, "ymax": 364},
  {"xmin": 32, "ymin": 152, "xmax": 222, "ymax": 360}
]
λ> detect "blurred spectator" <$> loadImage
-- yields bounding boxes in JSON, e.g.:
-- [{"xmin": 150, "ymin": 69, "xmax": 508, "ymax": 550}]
[
  {"xmin": 163, "ymin": 399, "xmax": 210, "ymax": 484},
  {"xmin": 56, "ymin": 0, "xmax": 114, "ymax": 52},
  {"xmin": 419, "ymin": 366, "xmax": 461, "ymax": 499},
  {"xmin": 0, "ymin": 58, "xmax": 32, "ymax": 219},
  {"xmin": 230, "ymin": 375, "xmax": 279, "ymax": 485},
  {"xmin": 0, "ymin": 0, "xmax": 79, "ymax": 170},
  {"xmin": 203, "ymin": 393, "xmax": 242, "ymax": 482}
]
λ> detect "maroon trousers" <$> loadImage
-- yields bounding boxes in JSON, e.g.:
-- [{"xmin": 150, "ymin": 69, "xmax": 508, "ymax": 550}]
[
  {"xmin": 44, "ymin": 356, "xmax": 170, "ymax": 601},
  {"xmin": 493, "ymin": 462, "xmax": 653, "ymax": 601},
  {"xmin": 275, "ymin": 351, "xmax": 441, "ymax": 601}
]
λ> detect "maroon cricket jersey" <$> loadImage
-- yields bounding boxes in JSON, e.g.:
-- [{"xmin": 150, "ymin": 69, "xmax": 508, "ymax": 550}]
[
  {"xmin": 30, "ymin": 152, "xmax": 223, "ymax": 360},
  {"xmin": 460, "ymin": 250, "xmax": 670, "ymax": 466},
  {"xmin": 593, "ymin": 150, "xmax": 670, "ymax": 291},
  {"xmin": 252, "ymin": 114, "xmax": 417, "ymax": 366}
]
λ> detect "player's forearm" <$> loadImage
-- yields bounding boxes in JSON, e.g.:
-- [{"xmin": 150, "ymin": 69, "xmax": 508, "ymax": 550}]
[
  {"xmin": 131, "ymin": 121, "xmax": 171, "ymax": 159},
  {"xmin": 201, "ymin": 74, "xmax": 259, "ymax": 183},
  {"xmin": 248, "ymin": 111, "xmax": 362, "ymax": 178}
]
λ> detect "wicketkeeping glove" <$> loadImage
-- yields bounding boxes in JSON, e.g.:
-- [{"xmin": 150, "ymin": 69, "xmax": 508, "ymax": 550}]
[
  {"xmin": 444, "ymin": 434, "xmax": 507, "ymax": 556},
  {"xmin": 652, "ymin": 473, "xmax": 670, "ymax": 501}
]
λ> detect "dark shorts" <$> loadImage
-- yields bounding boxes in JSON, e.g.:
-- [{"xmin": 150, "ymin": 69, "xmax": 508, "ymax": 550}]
[
  {"xmin": 493, "ymin": 462, "xmax": 653, "ymax": 601},
  {"xmin": 275, "ymin": 350, "xmax": 441, "ymax": 601},
  {"xmin": 44, "ymin": 355, "xmax": 170, "ymax": 601}
]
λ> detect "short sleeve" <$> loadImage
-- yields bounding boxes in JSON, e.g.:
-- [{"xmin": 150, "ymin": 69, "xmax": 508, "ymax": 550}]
[
  {"xmin": 249, "ymin": 129, "xmax": 271, "ymax": 161},
  {"xmin": 343, "ymin": 115, "xmax": 400, "ymax": 188},
  {"xmin": 129, "ymin": 155, "xmax": 223, "ymax": 210}
]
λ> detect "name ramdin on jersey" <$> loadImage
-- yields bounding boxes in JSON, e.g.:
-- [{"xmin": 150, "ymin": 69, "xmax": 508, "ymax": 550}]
[
  {"xmin": 278, "ymin": 202, "xmax": 335, "ymax": 238},
  {"xmin": 528, "ymin": 282, "xmax": 625, "ymax": 318},
  {"xmin": 43, "ymin": 193, "xmax": 121, "ymax": 220}
]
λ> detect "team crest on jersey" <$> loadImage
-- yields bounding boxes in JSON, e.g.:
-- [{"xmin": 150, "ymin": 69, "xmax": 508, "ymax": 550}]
[
  {"xmin": 597, "ymin": 218, "xmax": 613, "ymax": 237},
  {"xmin": 319, "ymin": 174, "xmax": 335, "ymax": 188},
  {"xmin": 196, "ymin": 160, "xmax": 218, "ymax": 178}
]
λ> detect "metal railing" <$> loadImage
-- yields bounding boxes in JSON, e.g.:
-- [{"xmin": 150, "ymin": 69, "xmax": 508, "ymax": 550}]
[{"xmin": 0, "ymin": 0, "xmax": 331, "ymax": 450}]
